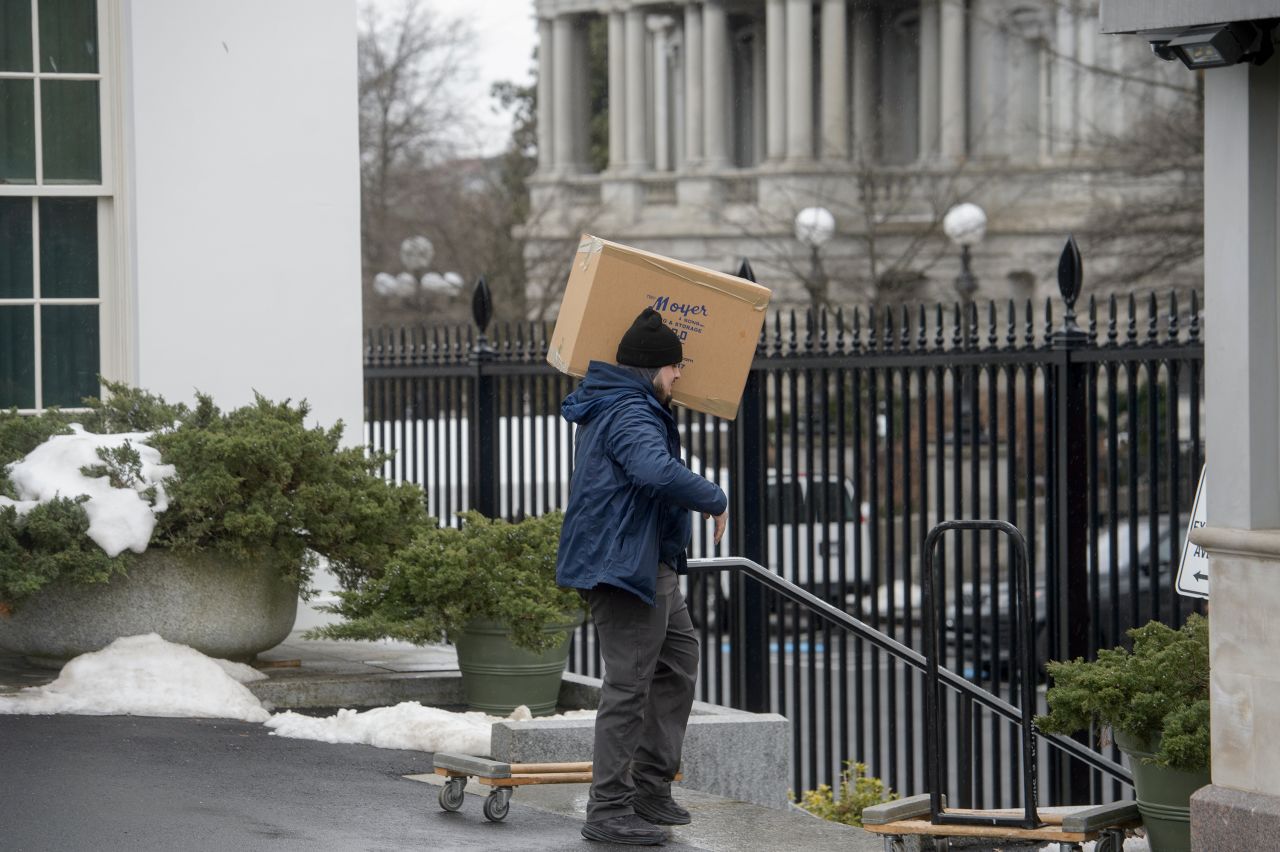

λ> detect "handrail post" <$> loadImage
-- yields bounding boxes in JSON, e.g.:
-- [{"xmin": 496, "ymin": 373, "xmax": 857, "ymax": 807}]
[
  {"xmin": 469, "ymin": 276, "xmax": 499, "ymax": 518},
  {"xmin": 1050, "ymin": 238, "xmax": 1091, "ymax": 804},
  {"xmin": 732, "ymin": 258, "xmax": 769, "ymax": 713}
]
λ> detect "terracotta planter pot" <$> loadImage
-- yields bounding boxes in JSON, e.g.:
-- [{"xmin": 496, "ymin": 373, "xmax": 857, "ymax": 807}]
[{"xmin": 0, "ymin": 549, "xmax": 299, "ymax": 667}]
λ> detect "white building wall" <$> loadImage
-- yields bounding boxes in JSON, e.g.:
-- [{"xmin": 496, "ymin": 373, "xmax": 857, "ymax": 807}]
[{"xmin": 123, "ymin": 0, "xmax": 362, "ymax": 433}]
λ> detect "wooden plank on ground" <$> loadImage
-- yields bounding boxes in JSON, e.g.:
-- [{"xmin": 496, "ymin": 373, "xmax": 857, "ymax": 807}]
[
  {"xmin": 947, "ymin": 808, "xmax": 1065, "ymax": 825},
  {"xmin": 509, "ymin": 762, "xmax": 593, "ymax": 774},
  {"xmin": 478, "ymin": 772, "xmax": 594, "ymax": 786},
  {"xmin": 861, "ymin": 819, "xmax": 1093, "ymax": 843}
]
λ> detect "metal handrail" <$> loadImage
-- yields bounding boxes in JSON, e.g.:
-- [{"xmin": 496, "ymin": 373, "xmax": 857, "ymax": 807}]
[{"xmin": 686, "ymin": 556, "xmax": 1132, "ymax": 786}]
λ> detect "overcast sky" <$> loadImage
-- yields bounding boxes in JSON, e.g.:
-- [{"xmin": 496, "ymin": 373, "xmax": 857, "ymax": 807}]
[{"xmin": 369, "ymin": 0, "xmax": 538, "ymax": 155}]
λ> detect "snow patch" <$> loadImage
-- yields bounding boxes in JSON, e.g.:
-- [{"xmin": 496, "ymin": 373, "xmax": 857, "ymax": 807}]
[
  {"xmin": 0, "ymin": 633, "xmax": 270, "ymax": 722},
  {"xmin": 0, "ymin": 634, "xmax": 596, "ymax": 758},
  {"xmin": 2, "ymin": 426, "xmax": 175, "ymax": 557},
  {"xmin": 267, "ymin": 703, "xmax": 597, "ymax": 756}
]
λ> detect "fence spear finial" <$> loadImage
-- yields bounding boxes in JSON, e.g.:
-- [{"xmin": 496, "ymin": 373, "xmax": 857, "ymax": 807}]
[
  {"xmin": 470, "ymin": 275, "xmax": 494, "ymax": 358},
  {"xmin": 1057, "ymin": 236, "xmax": 1084, "ymax": 335}
]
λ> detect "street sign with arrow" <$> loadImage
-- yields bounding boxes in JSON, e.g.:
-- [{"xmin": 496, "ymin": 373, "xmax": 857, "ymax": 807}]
[{"xmin": 1176, "ymin": 465, "xmax": 1209, "ymax": 600}]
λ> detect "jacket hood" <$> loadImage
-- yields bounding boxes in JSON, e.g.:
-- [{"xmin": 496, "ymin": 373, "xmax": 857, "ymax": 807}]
[{"xmin": 561, "ymin": 361, "xmax": 659, "ymax": 426}]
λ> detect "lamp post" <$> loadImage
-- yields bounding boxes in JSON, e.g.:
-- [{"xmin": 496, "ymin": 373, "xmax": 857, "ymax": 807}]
[
  {"xmin": 372, "ymin": 235, "xmax": 464, "ymax": 305},
  {"xmin": 794, "ymin": 206, "xmax": 835, "ymax": 303},
  {"xmin": 943, "ymin": 203, "xmax": 987, "ymax": 441}
]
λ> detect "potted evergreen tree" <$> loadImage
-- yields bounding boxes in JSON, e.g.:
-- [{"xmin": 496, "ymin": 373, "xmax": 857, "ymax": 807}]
[
  {"xmin": 309, "ymin": 510, "xmax": 587, "ymax": 716},
  {"xmin": 1035, "ymin": 614, "xmax": 1210, "ymax": 852},
  {"xmin": 0, "ymin": 383, "xmax": 428, "ymax": 665}
]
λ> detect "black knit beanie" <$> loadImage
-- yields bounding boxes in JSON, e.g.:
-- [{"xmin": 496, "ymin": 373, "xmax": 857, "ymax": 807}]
[{"xmin": 616, "ymin": 308, "xmax": 683, "ymax": 367}]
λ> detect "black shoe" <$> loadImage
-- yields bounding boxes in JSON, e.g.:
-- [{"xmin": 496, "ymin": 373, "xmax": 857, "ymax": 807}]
[
  {"xmin": 581, "ymin": 814, "xmax": 668, "ymax": 845},
  {"xmin": 632, "ymin": 795, "xmax": 692, "ymax": 826}
]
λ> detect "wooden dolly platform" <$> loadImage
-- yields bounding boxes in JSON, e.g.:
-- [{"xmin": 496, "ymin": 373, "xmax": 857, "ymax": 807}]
[
  {"xmin": 431, "ymin": 752, "xmax": 684, "ymax": 823},
  {"xmin": 862, "ymin": 794, "xmax": 1141, "ymax": 852}
]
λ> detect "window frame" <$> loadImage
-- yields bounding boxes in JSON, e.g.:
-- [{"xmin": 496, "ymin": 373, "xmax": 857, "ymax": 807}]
[{"xmin": 0, "ymin": 0, "xmax": 129, "ymax": 413}]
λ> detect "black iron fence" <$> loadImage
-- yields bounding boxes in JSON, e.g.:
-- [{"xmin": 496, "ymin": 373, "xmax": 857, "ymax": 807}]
[{"xmin": 363, "ymin": 256, "xmax": 1205, "ymax": 811}]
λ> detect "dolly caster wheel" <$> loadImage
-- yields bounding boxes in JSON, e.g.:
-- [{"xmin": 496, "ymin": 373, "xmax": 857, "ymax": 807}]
[
  {"xmin": 438, "ymin": 777, "xmax": 466, "ymax": 812},
  {"xmin": 1094, "ymin": 830, "xmax": 1124, "ymax": 852},
  {"xmin": 483, "ymin": 787, "xmax": 511, "ymax": 822}
]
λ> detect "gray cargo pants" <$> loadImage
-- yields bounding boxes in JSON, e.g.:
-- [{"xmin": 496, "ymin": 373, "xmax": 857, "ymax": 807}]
[{"xmin": 583, "ymin": 563, "xmax": 699, "ymax": 823}]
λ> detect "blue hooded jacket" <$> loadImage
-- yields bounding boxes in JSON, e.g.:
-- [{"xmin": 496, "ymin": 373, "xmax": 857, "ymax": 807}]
[{"xmin": 556, "ymin": 361, "xmax": 728, "ymax": 605}]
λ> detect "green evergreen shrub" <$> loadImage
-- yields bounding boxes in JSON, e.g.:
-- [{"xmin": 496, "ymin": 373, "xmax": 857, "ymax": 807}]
[
  {"xmin": 0, "ymin": 383, "xmax": 429, "ymax": 609},
  {"xmin": 1035, "ymin": 613, "xmax": 1210, "ymax": 771},
  {"xmin": 308, "ymin": 510, "xmax": 586, "ymax": 653}
]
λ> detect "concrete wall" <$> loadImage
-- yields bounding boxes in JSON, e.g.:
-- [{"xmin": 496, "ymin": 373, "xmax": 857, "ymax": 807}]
[{"xmin": 123, "ymin": 0, "xmax": 362, "ymax": 432}]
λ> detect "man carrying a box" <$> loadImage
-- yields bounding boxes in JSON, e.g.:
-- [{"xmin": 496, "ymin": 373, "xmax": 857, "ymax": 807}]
[{"xmin": 557, "ymin": 308, "xmax": 729, "ymax": 846}]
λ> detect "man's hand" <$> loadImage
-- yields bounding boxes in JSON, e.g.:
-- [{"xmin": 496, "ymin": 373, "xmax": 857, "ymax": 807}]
[{"xmin": 704, "ymin": 511, "xmax": 728, "ymax": 545}]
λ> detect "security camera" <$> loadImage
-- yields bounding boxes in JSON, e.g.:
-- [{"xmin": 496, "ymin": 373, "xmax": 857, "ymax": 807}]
[{"xmin": 1152, "ymin": 20, "xmax": 1277, "ymax": 69}]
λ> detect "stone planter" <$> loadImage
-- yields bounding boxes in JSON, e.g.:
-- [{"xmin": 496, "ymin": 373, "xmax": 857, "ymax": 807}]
[
  {"xmin": 1114, "ymin": 730, "xmax": 1211, "ymax": 852},
  {"xmin": 452, "ymin": 613, "xmax": 584, "ymax": 717},
  {"xmin": 0, "ymin": 549, "xmax": 299, "ymax": 667}
]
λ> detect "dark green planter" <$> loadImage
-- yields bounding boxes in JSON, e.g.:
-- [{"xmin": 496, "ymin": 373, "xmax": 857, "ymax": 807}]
[
  {"xmin": 1113, "ymin": 730, "xmax": 1211, "ymax": 852},
  {"xmin": 452, "ymin": 614, "xmax": 583, "ymax": 717}
]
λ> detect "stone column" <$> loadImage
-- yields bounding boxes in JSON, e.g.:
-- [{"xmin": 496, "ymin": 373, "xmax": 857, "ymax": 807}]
[
  {"xmin": 939, "ymin": 0, "xmax": 967, "ymax": 159},
  {"xmin": 608, "ymin": 11, "xmax": 626, "ymax": 171},
  {"xmin": 820, "ymin": 0, "xmax": 848, "ymax": 160},
  {"xmin": 1076, "ymin": 15, "xmax": 1096, "ymax": 150},
  {"xmin": 537, "ymin": 16, "xmax": 555, "ymax": 172},
  {"xmin": 752, "ymin": 20, "xmax": 767, "ymax": 166},
  {"xmin": 552, "ymin": 15, "xmax": 577, "ymax": 171},
  {"xmin": 1053, "ymin": 2, "xmax": 1077, "ymax": 157},
  {"xmin": 684, "ymin": 2, "xmax": 704, "ymax": 168},
  {"xmin": 967, "ymin": 0, "xmax": 997, "ymax": 158},
  {"xmin": 765, "ymin": 0, "xmax": 786, "ymax": 162},
  {"xmin": 917, "ymin": 0, "xmax": 940, "ymax": 159},
  {"xmin": 651, "ymin": 16, "xmax": 674, "ymax": 172},
  {"xmin": 702, "ymin": 0, "xmax": 730, "ymax": 169},
  {"xmin": 785, "ymin": 0, "xmax": 813, "ymax": 162},
  {"xmin": 1203, "ymin": 62, "xmax": 1280, "ymax": 532},
  {"xmin": 673, "ymin": 30, "xmax": 687, "ymax": 168},
  {"xmin": 851, "ymin": 4, "xmax": 878, "ymax": 162},
  {"xmin": 1188, "ymin": 58, "xmax": 1280, "ymax": 852},
  {"xmin": 573, "ymin": 21, "xmax": 591, "ymax": 168},
  {"xmin": 625, "ymin": 7, "xmax": 648, "ymax": 170}
]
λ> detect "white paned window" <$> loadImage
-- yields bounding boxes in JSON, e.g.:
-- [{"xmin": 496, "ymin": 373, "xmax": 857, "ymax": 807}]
[{"xmin": 0, "ymin": 0, "xmax": 123, "ymax": 411}]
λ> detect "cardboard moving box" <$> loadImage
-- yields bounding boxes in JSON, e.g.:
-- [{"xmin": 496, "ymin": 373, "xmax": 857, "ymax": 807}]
[{"xmin": 547, "ymin": 235, "xmax": 772, "ymax": 420}]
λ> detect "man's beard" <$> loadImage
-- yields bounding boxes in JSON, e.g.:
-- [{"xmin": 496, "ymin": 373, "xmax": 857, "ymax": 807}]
[{"xmin": 652, "ymin": 379, "xmax": 673, "ymax": 406}]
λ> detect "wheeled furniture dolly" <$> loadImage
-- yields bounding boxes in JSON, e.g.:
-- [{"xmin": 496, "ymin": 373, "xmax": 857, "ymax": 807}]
[
  {"xmin": 432, "ymin": 753, "xmax": 591, "ymax": 822},
  {"xmin": 431, "ymin": 752, "xmax": 683, "ymax": 823},
  {"xmin": 862, "ymin": 793, "xmax": 1140, "ymax": 851}
]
